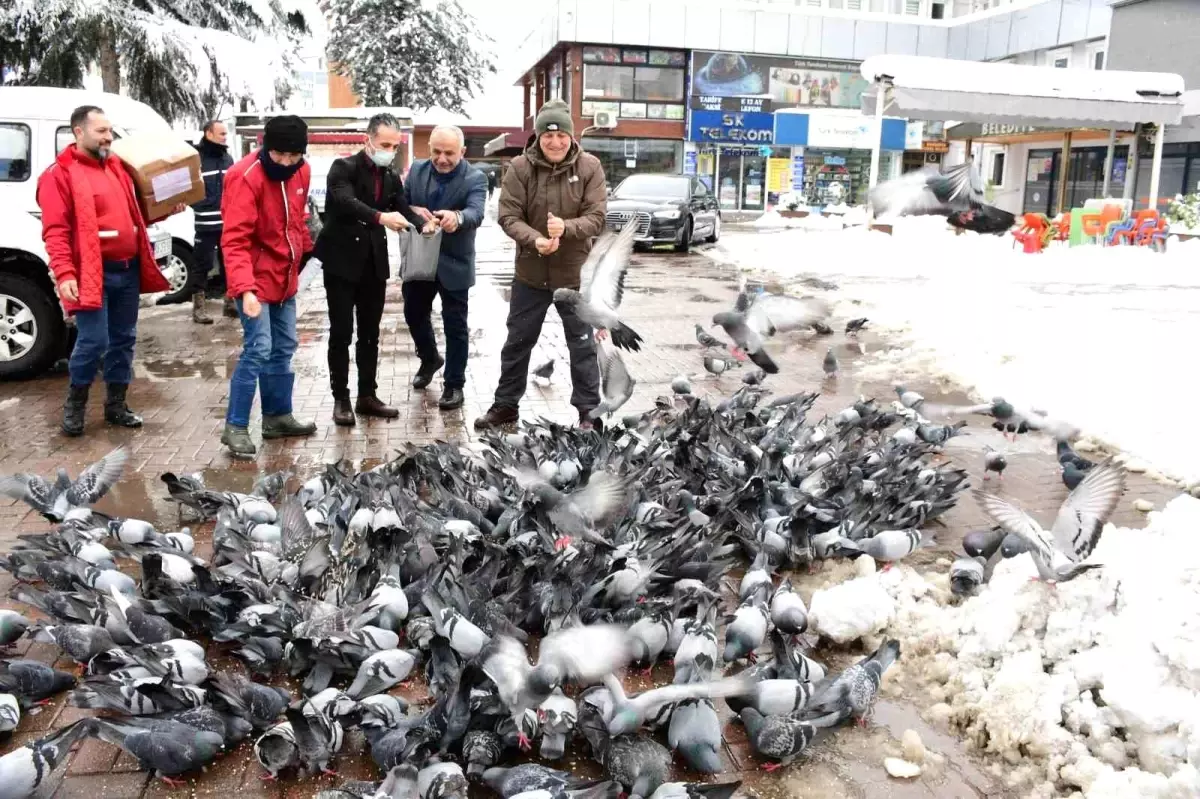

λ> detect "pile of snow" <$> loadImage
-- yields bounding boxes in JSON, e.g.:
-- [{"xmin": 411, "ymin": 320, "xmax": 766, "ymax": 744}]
[
  {"xmin": 706, "ymin": 219, "xmax": 1200, "ymax": 487},
  {"xmin": 752, "ymin": 209, "xmax": 847, "ymax": 232},
  {"xmin": 873, "ymin": 496, "xmax": 1200, "ymax": 798}
]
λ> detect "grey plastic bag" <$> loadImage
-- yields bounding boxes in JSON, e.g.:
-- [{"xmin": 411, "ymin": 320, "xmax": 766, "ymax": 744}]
[{"xmin": 398, "ymin": 227, "xmax": 442, "ymax": 282}]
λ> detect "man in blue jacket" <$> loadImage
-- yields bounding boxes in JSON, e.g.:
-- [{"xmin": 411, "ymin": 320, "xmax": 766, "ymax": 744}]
[{"xmin": 403, "ymin": 125, "xmax": 488, "ymax": 411}]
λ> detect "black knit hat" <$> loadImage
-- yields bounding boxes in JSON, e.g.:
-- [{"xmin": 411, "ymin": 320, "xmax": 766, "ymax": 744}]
[{"xmin": 263, "ymin": 115, "xmax": 308, "ymax": 154}]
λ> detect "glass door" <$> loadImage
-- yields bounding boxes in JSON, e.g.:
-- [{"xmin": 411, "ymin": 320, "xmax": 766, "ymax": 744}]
[
  {"xmin": 741, "ymin": 152, "xmax": 766, "ymax": 211},
  {"xmin": 717, "ymin": 148, "xmax": 741, "ymax": 211}
]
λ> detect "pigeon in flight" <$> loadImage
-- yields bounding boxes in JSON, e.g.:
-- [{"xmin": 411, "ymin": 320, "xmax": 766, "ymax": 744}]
[
  {"xmin": 869, "ymin": 160, "xmax": 1016, "ymax": 235},
  {"xmin": 553, "ymin": 221, "xmax": 643, "ymax": 351},
  {"xmin": 975, "ymin": 461, "xmax": 1126, "ymax": 583},
  {"xmin": 591, "ymin": 341, "xmax": 636, "ymax": 420},
  {"xmin": 712, "ymin": 294, "xmax": 831, "ymax": 374},
  {"xmin": 0, "ymin": 447, "xmax": 128, "ymax": 522}
]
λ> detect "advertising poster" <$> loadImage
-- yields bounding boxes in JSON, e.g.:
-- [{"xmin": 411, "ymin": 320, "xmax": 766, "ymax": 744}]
[
  {"xmin": 690, "ymin": 51, "xmax": 869, "ymax": 112},
  {"xmin": 766, "ymin": 158, "xmax": 791, "ymax": 194}
]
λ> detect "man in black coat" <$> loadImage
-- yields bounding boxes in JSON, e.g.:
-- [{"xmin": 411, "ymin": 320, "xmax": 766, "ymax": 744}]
[
  {"xmin": 180, "ymin": 119, "xmax": 234, "ymax": 323},
  {"xmin": 314, "ymin": 113, "xmax": 426, "ymax": 426}
]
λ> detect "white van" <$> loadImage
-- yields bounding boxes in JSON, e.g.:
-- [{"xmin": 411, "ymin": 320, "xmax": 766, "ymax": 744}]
[{"xmin": 0, "ymin": 86, "xmax": 190, "ymax": 379}]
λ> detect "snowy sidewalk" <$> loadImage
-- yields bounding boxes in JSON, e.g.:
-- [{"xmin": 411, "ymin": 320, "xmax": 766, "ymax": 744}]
[{"xmin": 707, "ymin": 218, "xmax": 1200, "ymax": 489}]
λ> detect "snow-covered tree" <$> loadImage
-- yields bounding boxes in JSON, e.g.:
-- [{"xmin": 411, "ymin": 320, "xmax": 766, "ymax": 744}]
[
  {"xmin": 0, "ymin": 0, "xmax": 310, "ymax": 123},
  {"xmin": 323, "ymin": 0, "xmax": 495, "ymax": 113}
]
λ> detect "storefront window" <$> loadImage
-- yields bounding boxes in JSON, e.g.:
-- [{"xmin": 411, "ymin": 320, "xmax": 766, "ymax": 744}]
[
  {"xmin": 801, "ymin": 149, "xmax": 874, "ymax": 206},
  {"xmin": 702, "ymin": 144, "xmax": 790, "ymax": 212},
  {"xmin": 1025, "ymin": 146, "xmax": 1130, "ymax": 216},
  {"xmin": 548, "ymin": 59, "xmax": 562, "ymax": 102},
  {"xmin": 580, "ymin": 137, "xmax": 683, "ymax": 184},
  {"xmin": 582, "ymin": 47, "xmax": 686, "ymax": 120}
]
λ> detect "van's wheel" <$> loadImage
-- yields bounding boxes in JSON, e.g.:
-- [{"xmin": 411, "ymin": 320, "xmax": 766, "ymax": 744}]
[
  {"xmin": 0, "ymin": 273, "xmax": 63, "ymax": 380},
  {"xmin": 154, "ymin": 241, "xmax": 194, "ymax": 305}
]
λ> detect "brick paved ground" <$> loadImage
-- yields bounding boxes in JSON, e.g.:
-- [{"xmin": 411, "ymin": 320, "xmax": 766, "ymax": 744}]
[{"xmin": 0, "ymin": 219, "xmax": 1181, "ymax": 799}]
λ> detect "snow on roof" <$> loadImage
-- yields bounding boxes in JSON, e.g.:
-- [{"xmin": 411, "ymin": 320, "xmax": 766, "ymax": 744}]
[
  {"xmin": 860, "ymin": 55, "xmax": 1184, "ymax": 104},
  {"xmin": 859, "ymin": 55, "xmax": 1184, "ymax": 128},
  {"xmin": 0, "ymin": 86, "xmax": 170, "ymax": 131},
  {"xmin": 1184, "ymin": 91, "xmax": 1200, "ymax": 119}
]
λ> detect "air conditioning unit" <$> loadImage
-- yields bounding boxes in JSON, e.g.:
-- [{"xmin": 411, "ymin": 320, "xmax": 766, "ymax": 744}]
[{"xmin": 593, "ymin": 111, "xmax": 618, "ymax": 130}]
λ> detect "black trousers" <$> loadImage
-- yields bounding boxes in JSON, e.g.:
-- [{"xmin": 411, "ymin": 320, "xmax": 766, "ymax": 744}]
[
  {"xmin": 401, "ymin": 278, "xmax": 470, "ymax": 389},
  {"xmin": 190, "ymin": 230, "xmax": 223, "ymax": 295},
  {"xmin": 494, "ymin": 279, "xmax": 600, "ymax": 412},
  {"xmin": 324, "ymin": 270, "xmax": 387, "ymax": 401}
]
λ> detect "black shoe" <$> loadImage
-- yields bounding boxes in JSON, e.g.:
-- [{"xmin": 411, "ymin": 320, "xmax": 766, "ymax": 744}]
[
  {"xmin": 355, "ymin": 396, "xmax": 400, "ymax": 418},
  {"xmin": 103, "ymin": 383, "xmax": 143, "ymax": 428},
  {"xmin": 412, "ymin": 356, "xmax": 445, "ymax": 389},
  {"xmin": 333, "ymin": 398, "xmax": 356, "ymax": 427},
  {"xmin": 438, "ymin": 387, "xmax": 464, "ymax": 410},
  {"xmin": 62, "ymin": 384, "xmax": 89, "ymax": 437}
]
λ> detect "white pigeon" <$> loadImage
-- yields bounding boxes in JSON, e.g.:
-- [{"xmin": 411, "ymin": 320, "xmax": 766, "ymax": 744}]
[
  {"xmin": 975, "ymin": 461, "xmax": 1126, "ymax": 583},
  {"xmin": 552, "ymin": 220, "xmax": 644, "ymax": 351}
]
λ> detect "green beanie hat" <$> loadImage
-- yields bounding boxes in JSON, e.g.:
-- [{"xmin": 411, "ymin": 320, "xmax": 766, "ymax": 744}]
[{"xmin": 535, "ymin": 99, "xmax": 574, "ymax": 137}]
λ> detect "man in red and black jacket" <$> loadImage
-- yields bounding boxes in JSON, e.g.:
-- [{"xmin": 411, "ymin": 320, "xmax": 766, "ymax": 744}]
[
  {"xmin": 219, "ymin": 115, "xmax": 317, "ymax": 457},
  {"xmin": 37, "ymin": 105, "xmax": 183, "ymax": 437}
]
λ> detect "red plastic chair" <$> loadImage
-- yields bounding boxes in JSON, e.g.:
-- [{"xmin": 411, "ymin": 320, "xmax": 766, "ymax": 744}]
[{"xmin": 1011, "ymin": 214, "xmax": 1051, "ymax": 253}]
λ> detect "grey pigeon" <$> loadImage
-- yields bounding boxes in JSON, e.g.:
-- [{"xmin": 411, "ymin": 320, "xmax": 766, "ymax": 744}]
[
  {"xmin": 0, "ymin": 610, "xmax": 35, "ymax": 647},
  {"xmin": 0, "ymin": 447, "xmax": 127, "ymax": 522},
  {"xmin": 0, "ymin": 659, "xmax": 76, "ymax": 705},
  {"xmin": 976, "ymin": 461, "xmax": 1126, "ymax": 582},
  {"xmin": 89, "ymin": 716, "xmax": 224, "ymax": 785},
  {"xmin": 822, "ymin": 347, "xmax": 838, "ymax": 376},
  {"xmin": 841, "ymin": 529, "xmax": 927, "ymax": 566},
  {"xmin": 726, "ymin": 679, "xmax": 812, "ymax": 717},
  {"xmin": 532, "ymin": 359, "xmax": 555, "ymax": 387},
  {"xmin": 605, "ymin": 734, "xmax": 671, "ymax": 799},
  {"xmin": 702, "ymin": 354, "xmax": 737, "ymax": 376},
  {"xmin": 667, "ymin": 697, "xmax": 722, "ymax": 773},
  {"xmin": 538, "ymin": 689, "xmax": 578, "ymax": 760},
  {"xmin": 591, "ymin": 343, "xmax": 636, "ymax": 419},
  {"xmin": 694, "ymin": 325, "xmax": 723, "ymax": 348},
  {"xmin": 962, "ymin": 527, "xmax": 1006, "ymax": 560},
  {"xmin": 800, "ymin": 638, "xmax": 901, "ymax": 728},
  {"xmin": 950, "ymin": 556, "xmax": 987, "ymax": 597},
  {"xmin": 710, "ymin": 310, "xmax": 777, "ymax": 374},
  {"xmin": 347, "ymin": 648, "xmax": 418, "ymax": 699},
  {"xmin": 769, "ymin": 579, "xmax": 807, "ymax": 635},
  {"xmin": 509, "ymin": 469, "xmax": 625, "ymax": 552},
  {"xmin": 285, "ymin": 705, "xmax": 342, "ymax": 776},
  {"xmin": 419, "ymin": 760, "xmax": 469, "ymax": 799},
  {"xmin": 553, "ymin": 222, "xmax": 643, "ymax": 351},
  {"xmin": 422, "ymin": 590, "xmax": 490, "ymax": 658},
  {"xmin": 740, "ymin": 707, "xmax": 833, "ymax": 770},
  {"xmin": 0, "ymin": 694, "xmax": 18, "ymax": 732},
  {"xmin": 483, "ymin": 763, "xmax": 581, "ymax": 797},
  {"xmin": 209, "ymin": 673, "xmax": 291, "ymax": 730},
  {"xmin": 983, "ymin": 446, "xmax": 1007, "ymax": 481},
  {"xmin": 32, "ymin": 623, "xmax": 116, "ymax": 664},
  {"xmin": 0, "ymin": 718, "xmax": 92, "ymax": 799},
  {"xmin": 647, "ymin": 782, "xmax": 741, "ymax": 799},
  {"xmin": 462, "ymin": 729, "xmax": 503, "ymax": 778},
  {"xmin": 254, "ymin": 721, "xmax": 297, "ymax": 780},
  {"xmin": 604, "ymin": 675, "xmax": 751, "ymax": 736},
  {"xmin": 844, "ymin": 317, "xmax": 868, "ymax": 336},
  {"xmin": 723, "ymin": 598, "xmax": 768, "ymax": 663},
  {"xmin": 670, "ymin": 374, "xmax": 693, "ymax": 396}
]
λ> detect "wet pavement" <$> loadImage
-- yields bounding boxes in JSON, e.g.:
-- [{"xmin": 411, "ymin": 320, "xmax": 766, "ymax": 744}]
[{"xmin": 0, "ymin": 219, "xmax": 1181, "ymax": 799}]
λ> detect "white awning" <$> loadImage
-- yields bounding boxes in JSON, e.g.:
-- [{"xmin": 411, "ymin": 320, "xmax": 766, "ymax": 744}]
[{"xmin": 859, "ymin": 55, "xmax": 1184, "ymax": 128}]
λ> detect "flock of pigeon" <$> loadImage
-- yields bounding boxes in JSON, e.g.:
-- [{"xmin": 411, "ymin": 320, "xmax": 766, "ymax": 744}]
[{"xmin": 0, "ymin": 363, "xmax": 1000, "ymax": 799}]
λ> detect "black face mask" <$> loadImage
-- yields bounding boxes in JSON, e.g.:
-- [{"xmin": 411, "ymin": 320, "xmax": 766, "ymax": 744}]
[{"xmin": 258, "ymin": 148, "xmax": 303, "ymax": 182}]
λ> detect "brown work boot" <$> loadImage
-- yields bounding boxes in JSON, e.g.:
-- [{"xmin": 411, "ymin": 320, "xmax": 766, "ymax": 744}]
[
  {"xmin": 473, "ymin": 405, "xmax": 518, "ymax": 431},
  {"xmin": 192, "ymin": 291, "xmax": 213, "ymax": 324},
  {"xmin": 355, "ymin": 396, "xmax": 399, "ymax": 419},
  {"xmin": 333, "ymin": 398, "xmax": 355, "ymax": 427}
]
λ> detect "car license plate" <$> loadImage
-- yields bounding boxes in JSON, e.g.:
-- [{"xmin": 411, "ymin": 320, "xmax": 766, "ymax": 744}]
[{"xmin": 153, "ymin": 236, "xmax": 171, "ymax": 259}]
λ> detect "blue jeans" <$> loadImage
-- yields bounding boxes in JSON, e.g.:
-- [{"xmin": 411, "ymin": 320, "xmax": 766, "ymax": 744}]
[
  {"xmin": 68, "ymin": 266, "xmax": 141, "ymax": 387},
  {"xmin": 226, "ymin": 297, "xmax": 298, "ymax": 427}
]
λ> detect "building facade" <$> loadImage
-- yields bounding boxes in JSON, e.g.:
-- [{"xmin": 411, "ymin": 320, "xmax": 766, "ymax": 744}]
[{"xmin": 509, "ymin": 0, "xmax": 1122, "ymax": 213}]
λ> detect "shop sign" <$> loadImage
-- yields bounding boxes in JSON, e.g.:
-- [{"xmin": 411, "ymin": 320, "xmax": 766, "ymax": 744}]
[
  {"xmin": 922, "ymin": 140, "xmax": 949, "ymax": 153},
  {"xmin": 947, "ymin": 122, "xmax": 1055, "ymax": 139},
  {"xmin": 807, "ymin": 112, "xmax": 875, "ymax": 150},
  {"xmin": 689, "ymin": 110, "xmax": 775, "ymax": 144},
  {"xmin": 904, "ymin": 122, "xmax": 924, "ymax": 150},
  {"xmin": 694, "ymin": 95, "xmax": 773, "ymax": 114},
  {"xmin": 684, "ymin": 150, "xmax": 698, "ymax": 176}
]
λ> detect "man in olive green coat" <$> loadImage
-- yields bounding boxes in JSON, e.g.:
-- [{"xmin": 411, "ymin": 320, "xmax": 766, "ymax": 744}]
[{"xmin": 475, "ymin": 99, "xmax": 609, "ymax": 431}]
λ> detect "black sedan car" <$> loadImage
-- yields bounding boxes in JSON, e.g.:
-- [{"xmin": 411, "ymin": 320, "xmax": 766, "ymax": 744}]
[{"xmin": 604, "ymin": 174, "xmax": 721, "ymax": 252}]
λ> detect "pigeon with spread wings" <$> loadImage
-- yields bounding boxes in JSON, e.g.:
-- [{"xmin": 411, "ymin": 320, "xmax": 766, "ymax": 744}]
[
  {"xmin": 553, "ymin": 221, "xmax": 644, "ymax": 352},
  {"xmin": 974, "ymin": 461, "xmax": 1126, "ymax": 583},
  {"xmin": 870, "ymin": 161, "xmax": 1017, "ymax": 235},
  {"xmin": 712, "ymin": 294, "xmax": 831, "ymax": 374}
]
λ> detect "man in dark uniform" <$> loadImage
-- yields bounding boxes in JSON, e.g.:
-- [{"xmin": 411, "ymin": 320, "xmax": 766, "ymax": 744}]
[
  {"xmin": 314, "ymin": 113, "xmax": 426, "ymax": 426},
  {"xmin": 185, "ymin": 119, "xmax": 235, "ymax": 323}
]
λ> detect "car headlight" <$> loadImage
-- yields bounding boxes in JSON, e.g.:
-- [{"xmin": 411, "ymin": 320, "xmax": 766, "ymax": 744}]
[{"xmin": 653, "ymin": 209, "xmax": 681, "ymax": 220}]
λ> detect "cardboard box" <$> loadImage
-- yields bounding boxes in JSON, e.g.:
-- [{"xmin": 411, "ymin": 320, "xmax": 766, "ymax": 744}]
[{"xmin": 110, "ymin": 132, "xmax": 205, "ymax": 224}]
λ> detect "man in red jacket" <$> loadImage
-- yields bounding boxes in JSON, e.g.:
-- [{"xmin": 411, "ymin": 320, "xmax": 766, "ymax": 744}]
[
  {"xmin": 219, "ymin": 115, "xmax": 317, "ymax": 456},
  {"xmin": 37, "ymin": 105, "xmax": 182, "ymax": 437}
]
